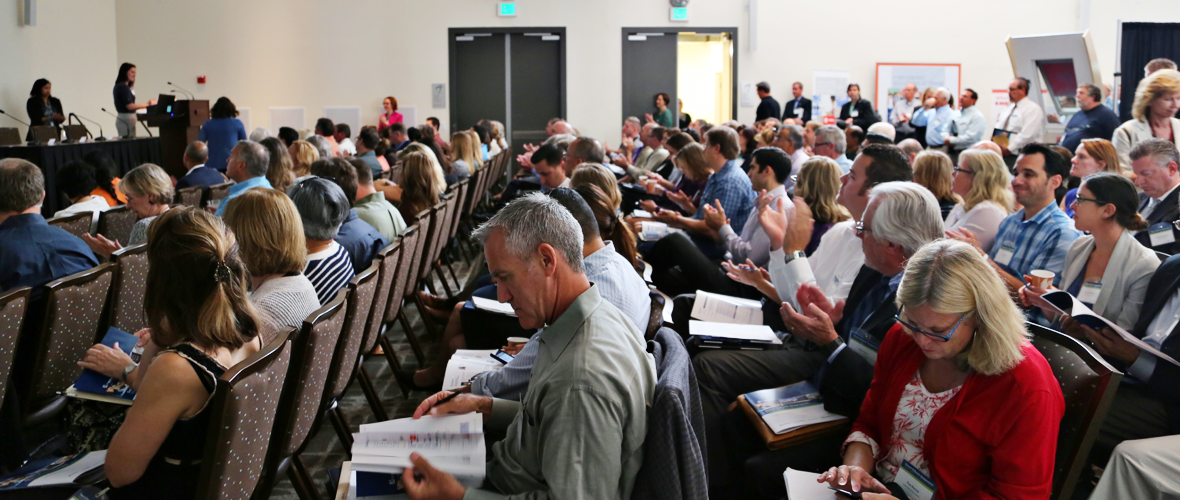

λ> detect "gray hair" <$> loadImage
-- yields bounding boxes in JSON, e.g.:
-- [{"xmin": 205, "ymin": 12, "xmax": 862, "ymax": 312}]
[
  {"xmin": 287, "ymin": 177, "xmax": 350, "ymax": 241},
  {"xmin": 472, "ymin": 192, "xmax": 585, "ymax": 274},
  {"xmin": 625, "ymin": 116, "xmax": 641, "ymax": 126},
  {"xmin": 544, "ymin": 133, "xmax": 576, "ymax": 152},
  {"xmin": 780, "ymin": 125, "xmax": 804, "ymax": 149},
  {"xmin": 898, "ymin": 138, "xmax": 923, "ymax": 158},
  {"xmin": 936, "ymin": 87, "xmax": 952, "ymax": 101},
  {"xmin": 1080, "ymin": 83, "xmax": 1103, "ymax": 102},
  {"xmin": 236, "ymin": 140, "xmax": 270, "ymax": 178},
  {"xmin": 307, "ymin": 135, "xmax": 333, "ymax": 160},
  {"xmin": 185, "ymin": 141, "xmax": 209, "ymax": 164},
  {"xmin": 816, "ymin": 125, "xmax": 847, "ymax": 154},
  {"xmin": 866, "ymin": 181, "xmax": 944, "ymax": 256},
  {"xmin": 249, "ymin": 127, "xmax": 272, "ymax": 143},
  {"xmin": 1129, "ymin": 138, "xmax": 1180, "ymax": 169},
  {"xmin": 570, "ymin": 136, "xmax": 606, "ymax": 163}
]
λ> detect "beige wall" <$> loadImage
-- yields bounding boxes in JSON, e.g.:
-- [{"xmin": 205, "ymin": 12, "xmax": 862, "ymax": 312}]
[{"xmin": 0, "ymin": 0, "xmax": 118, "ymax": 138}]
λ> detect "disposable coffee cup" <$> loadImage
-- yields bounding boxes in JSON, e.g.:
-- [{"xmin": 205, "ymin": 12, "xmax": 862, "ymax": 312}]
[
  {"xmin": 1029, "ymin": 270, "xmax": 1055, "ymax": 289},
  {"xmin": 506, "ymin": 337, "xmax": 530, "ymax": 350}
]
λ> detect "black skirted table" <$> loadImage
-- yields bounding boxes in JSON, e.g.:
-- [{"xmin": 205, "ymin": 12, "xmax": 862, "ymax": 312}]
[{"xmin": 0, "ymin": 138, "xmax": 160, "ymax": 217}]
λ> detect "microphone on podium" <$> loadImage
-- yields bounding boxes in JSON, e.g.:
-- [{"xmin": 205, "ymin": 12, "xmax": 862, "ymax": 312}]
[
  {"xmin": 70, "ymin": 113, "xmax": 107, "ymax": 141},
  {"xmin": 167, "ymin": 82, "xmax": 196, "ymax": 100},
  {"xmin": 0, "ymin": 109, "xmax": 32, "ymax": 128}
]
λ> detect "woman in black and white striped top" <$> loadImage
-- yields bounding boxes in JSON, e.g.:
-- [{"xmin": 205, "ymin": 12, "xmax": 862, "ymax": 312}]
[{"xmin": 287, "ymin": 177, "xmax": 357, "ymax": 304}]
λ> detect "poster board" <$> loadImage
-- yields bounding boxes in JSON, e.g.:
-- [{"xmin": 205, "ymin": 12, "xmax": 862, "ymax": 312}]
[
  {"xmin": 875, "ymin": 63, "xmax": 961, "ymax": 122},
  {"xmin": 269, "ymin": 107, "xmax": 306, "ymax": 136},
  {"xmin": 812, "ymin": 70, "xmax": 850, "ymax": 122},
  {"xmin": 324, "ymin": 106, "xmax": 362, "ymax": 139}
]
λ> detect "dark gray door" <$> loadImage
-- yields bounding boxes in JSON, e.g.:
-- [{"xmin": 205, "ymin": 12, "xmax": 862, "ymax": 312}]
[
  {"xmin": 509, "ymin": 33, "xmax": 564, "ymax": 148},
  {"xmin": 621, "ymin": 32, "xmax": 677, "ymax": 123},
  {"xmin": 450, "ymin": 33, "xmax": 506, "ymax": 131}
]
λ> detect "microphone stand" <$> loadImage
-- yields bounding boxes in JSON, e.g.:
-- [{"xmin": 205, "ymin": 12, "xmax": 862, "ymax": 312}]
[
  {"xmin": 71, "ymin": 113, "xmax": 106, "ymax": 141},
  {"xmin": 0, "ymin": 109, "xmax": 35, "ymax": 144},
  {"xmin": 167, "ymin": 82, "xmax": 196, "ymax": 100}
]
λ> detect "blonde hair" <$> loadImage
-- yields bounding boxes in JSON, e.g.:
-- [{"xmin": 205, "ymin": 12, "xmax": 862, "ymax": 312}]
[
  {"xmin": 570, "ymin": 163, "xmax": 623, "ymax": 209},
  {"xmin": 399, "ymin": 142, "xmax": 447, "ymax": 188},
  {"xmin": 222, "ymin": 188, "xmax": 307, "ymax": 277},
  {"xmin": 1133, "ymin": 69, "xmax": 1180, "ymax": 121},
  {"xmin": 289, "ymin": 140, "xmax": 319, "ymax": 177},
  {"xmin": 913, "ymin": 150, "xmax": 961, "ymax": 203},
  {"xmin": 451, "ymin": 131, "xmax": 481, "ymax": 171},
  {"xmin": 897, "ymin": 239, "xmax": 1028, "ymax": 376},
  {"xmin": 794, "ymin": 156, "xmax": 850, "ymax": 224},
  {"xmin": 465, "ymin": 130, "xmax": 484, "ymax": 170},
  {"xmin": 120, "ymin": 163, "xmax": 173, "ymax": 205},
  {"xmin": 758, "ymin": 128, "xmax": 777, "ymax": 147},
  {"xmin": 400, "ymin": 152, "xmax": 442, "ymax": 217},
  {"xmin": 675, "ymin": 143, "xmax": 713, "ymax": 180},
  {"xmin": 957, "ymin": 149, "xmax": 1014, "ymax": 212}
]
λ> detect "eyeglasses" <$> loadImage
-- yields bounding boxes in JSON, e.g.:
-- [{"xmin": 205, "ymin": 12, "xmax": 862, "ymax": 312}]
[
  {"xmin": 790, "ymin": 174, "xmax": 799, "ymax": 183},
  {"xmin": 894, "ymin": 306, "xmax": 967, "ymax": 343},
  {"xmin": 952, "ymin": 166, "xmax": 974, "ymax": 176},
  {"xmin": 1073, "ymin": 196, "xmax": 1106, "ymax": 206},
  {"xmin": 854, "ymin": 220, "xmax": 871, "ymax": 237},
  {"xmin": 1171, "ymin": 219, "xmax": 1180, "ymax": 231}
]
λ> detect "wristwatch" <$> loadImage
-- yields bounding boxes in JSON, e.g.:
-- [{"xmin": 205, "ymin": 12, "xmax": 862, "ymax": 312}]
[
  {"xmin": 819, "ymin": 337, "xmax": 846, "ymax": 357},
  {"xmin": 782, "ymin": 250, "xmax": 807, "ymax": 265},
  {"xmin": 121, "ymin": 363, "xmax": 138, "ymax": 383}
]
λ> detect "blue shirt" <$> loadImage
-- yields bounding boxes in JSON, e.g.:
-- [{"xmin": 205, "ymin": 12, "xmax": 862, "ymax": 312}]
[
  {"xmin": 470, "ymin": 242, "xmax": 651, "ymax": 401},
  {"xmin": 335, "ymin": 209, "xmax": 388, "ymax": 272},
  {"xmin": 1059, "ymin": 105, "xmax": 1120, "ymax": 152},
  {"xmin": 215, "ymin": 176, "xmax": 272, "ymax": 217},
  {"xmin": 834, "ymin": 154, "xmax": 854, "ymax": 174},
  {"xmin": 693, "ymin": 159, "xmax": 756, "ymax": 232},
  {"xmin": 198, "ymin": 117, "xmax": 248, "ymax": 171},
  {"xmin": 913, "ymin": 105, "xmax": 960, "ymax": 146},
  {"xmin": 357, "ymin": 150, "xmax": 383, "ymax": 180},
  {"xmin": 175, "ymin": 165, "xmax": 225, "ymax": 192},
  {"xmin": 988, "ymin": 203, "xmax": 1082, "ymax": 287},
  {"xmin": 0, "ymin": 214, "xmax": 99, "ymax": 301}
]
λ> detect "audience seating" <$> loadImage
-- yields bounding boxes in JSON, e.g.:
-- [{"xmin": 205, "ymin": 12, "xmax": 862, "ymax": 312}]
[
  {"xmin": 354, "ymin": 240, "xmax": 405, "ymax": 421},
  {"xmin": 646, "ymin": 290, "xmax": 666, "ymax": 341},
  {"xmin": 430, "ymin": 190, "xmax": 461, "ymax": 296},
  {"xmin": 255, "ymin": 290, "xmax": 349, "ymax": 500},
  {"xmin": 175, "ymin": 185, "xmax": 203, "ymax": 207},
  {"xmin": 381, "ymin": 227, "xmax": 420, "ymax": 383},
  {"xmin": 17, "ymin": 263, "xmax": 115, "ymax": 429},
  {"xmin": 194, "ymin": 326, "xmax": 294, "ymax": 500},
  {"xmin": 440, "ymin": 178, "xmax": 470, "ymax": 284},
  {"xmin": 322, "ymin": 263, "xmax": 380, "ymax": 449},
  {"xmin": 0, "ymin": 287, "xmax": 30, "ymax": 412},
  {"xmin": 207, "ymin": 181, "xmax": 233, "ymax": 206},
  {"xmin": 46, "ymin": 212, "xmax": 93, "ymax": 239},
  {"xmin": 95, "ymin": 206, "xmax": 137, "ymax": 246},
  {"xmin": 1027, "ymin": 322, "xmax": 1123, "ymax": 500},
  {"xmin": 400, "ymin": 208, "xmax": 436, "ymax": 357},
  {"xmin": 105, "ymin": 243, "xmax": 149, "ymax": 334}
]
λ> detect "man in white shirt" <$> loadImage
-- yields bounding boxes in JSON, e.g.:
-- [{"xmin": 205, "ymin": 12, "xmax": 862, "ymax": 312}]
[
  {"xmin": 771, "ymin": 125, "xmax": 810, "ymax": 188},
  {"xmin": 334, "ymin": 123, "xmax": 357, "ymax": 156},
  {"xmin": 890, "ymin": 83, "xmax": 922, "ymax": 142},
  {"xmin": 993, "ymin": 77, "xmax": 1045, "ymax": 158},
  {"xmin": 945, "ymin": 88, "xmax": 988, "ymax": 158}
]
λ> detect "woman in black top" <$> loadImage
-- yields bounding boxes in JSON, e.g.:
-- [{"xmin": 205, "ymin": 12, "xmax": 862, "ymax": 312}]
[
  {"xmin": 25, "ymin": 78, "xmax": 65, "ymax": 140},
  {"xmin": 112, "ymin": 63, "xmax": 155, "ymax": 138},
  {"xmin": 838, "ymin": 83, "xmax": 878, "ymax": 130}
]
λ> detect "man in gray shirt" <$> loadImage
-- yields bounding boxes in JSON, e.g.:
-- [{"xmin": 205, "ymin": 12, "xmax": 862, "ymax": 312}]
[{"xmin": 404, "ymin": 192, "xmax": 657, "ymax": 500}]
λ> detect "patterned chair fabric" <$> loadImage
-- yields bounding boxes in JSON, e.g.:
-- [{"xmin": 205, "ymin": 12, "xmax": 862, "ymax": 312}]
[
  {"xmin": 0, "ymin": 287, "xmax": 30, "ymax": 407},
  {"xmin": 420, "ymin": 199, "xmax": 451, "ymax": 281},
  {"xmin": 175, "ymin": 185, "xmax": 203, "ymax": 207},
  {"xmin": 107, "ymin": 244, "xmax": 149, "ymax": 333},
  {"xmin": 196, "ymin": 327, "xmax": 293, "ymax": 500},
  {"xmin": 403, "ymin": 209, "xmax": 433, "ymax": 298},
  {"xmin": 207, "ymin": 181, "xmax": 233, "ymax": 204},
  {"xmin": 324, "ymin": 263, "xmax": 378, "ymax": 405},
  {"xmin": 47, "ymin": 212, "xmax": 93, "ymax": 239},
  {"xmin": 368, "ymin": 236, "xmax": 404, "ymax": 348},
  {"xmin": 646, "ymin": 290, "xmax": 666, "ymax": 341},
  {"xmin": 383, "ymin": 226, "xmax": 417, "ymax": 327},
  {"xmin": 96, "ymin": 206, "xmax": 137, "ymax": 246},
  {"xmin": 25, "ymin": 263, "xmax": 115, "ymax": 405},
  {"xmin": 449, "ymin": 179, "xmax": 469, "ymax": 240},
  {"xmin": 1027, "ymin": 322, "xmax": 1122, "ymax": 500}
]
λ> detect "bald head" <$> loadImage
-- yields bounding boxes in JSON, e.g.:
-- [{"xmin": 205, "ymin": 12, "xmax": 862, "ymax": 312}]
[
  {"xmin": 551, "ymin": 121, "xmax": 575, "ymax": 136},
  {"xmin": 971, "ymin": 141, "xmax": 1004, "ymax": 156}
]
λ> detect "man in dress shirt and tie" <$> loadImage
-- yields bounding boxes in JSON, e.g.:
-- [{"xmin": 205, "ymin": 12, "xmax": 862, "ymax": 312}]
[
  {"xmin": 1131, "ymin": 139, "xmax": 1180, "ymax": 255},
  {"xmin": 994, "ymin": 77, "xmax": 1046, "ymax": 160},
  {"xmin": 889, "ymin": 83, "xmax": 922, "ymax": 142},
  {"xmin": 944, "ymin": 88, "xmax": 988, "ymax": 161},
  {"xmin": 782, "ymin": 82, "xmax": 812, "ymax": 125},
  {"xmin": 912, "ymin": 87, "xmax": 959, "ymax": 152}
]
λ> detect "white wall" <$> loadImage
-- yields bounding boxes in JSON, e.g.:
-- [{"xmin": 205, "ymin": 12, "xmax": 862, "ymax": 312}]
[{"xmin": 0, "ymin": 0, "xmax": 118, "ymax": 138}]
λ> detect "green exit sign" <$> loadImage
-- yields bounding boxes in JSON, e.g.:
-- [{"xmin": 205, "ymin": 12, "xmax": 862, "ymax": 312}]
[
  {"xmin": 670, "ymin": 6, "xmax": 688, "ymax": 21},
  {"xmin": 498, "ymin": 2, "xmax": 517, "ymax": 17}
]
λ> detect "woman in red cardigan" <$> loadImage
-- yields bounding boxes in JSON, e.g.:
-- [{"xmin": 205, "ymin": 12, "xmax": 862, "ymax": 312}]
[{"xmin": 819, "ymin": 239, "xmax": 1064, "ymax": 499}]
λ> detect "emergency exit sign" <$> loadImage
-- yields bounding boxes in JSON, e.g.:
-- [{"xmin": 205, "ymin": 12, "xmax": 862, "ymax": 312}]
[
  {"xmin": 670, "ymin": 6, "xmax": 688, "ymax": 21},
  {"xmin": 498, "ymin": 2, "xmax": 517, "ymax": 17}
]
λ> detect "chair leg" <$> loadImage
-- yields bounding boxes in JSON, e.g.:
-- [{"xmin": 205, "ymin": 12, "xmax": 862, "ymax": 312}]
[
  {"xmin": 434, "ymin": 264, "xmax": 455, "ymax": 298},
  {"xmin": 445, "ymin": 260, "xmax": 462, "ymax": 291},
  {"xmin": 356, "ymin": 366, "xmax": 390, "ymax": 422},
  {"xmin": 424, "ymin": 275, "xmax": 440, "ymax": 296},
  {"xmin": 288, "ymin": 454, "xmax": 323, "ymax": 500},
  {"xmin": 397, "ymin": 309, "xmax": 428, "ymax": 364},
  {"xmin": 410, "ymin": 291, "xmax": 442, "ymax": 338},
  {"xmin": 328, "ymin": 403, "xmax": 354, "ymax": 456},
  {"xmin": 378, "ymin": 334, "xmax": 410, "ymax": 397}
]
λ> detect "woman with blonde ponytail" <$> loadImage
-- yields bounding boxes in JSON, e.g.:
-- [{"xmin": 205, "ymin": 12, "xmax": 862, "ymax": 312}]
[
  {"xmin": 79, "ymin": 207, "xmax": 265, "ymax": 498},
  {"xmin": 575, "ymin": 183, "xmax": 641, "ymax": 274}
]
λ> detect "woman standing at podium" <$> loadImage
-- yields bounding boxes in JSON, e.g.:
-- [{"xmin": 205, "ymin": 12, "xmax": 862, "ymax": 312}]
[
  {"xmin": 25, "ymin": 78, "xmax": 65, "ymax": 141},
  {"xmin": 113, "ymin": 62, "xmax": 156, "ymax": 138}
]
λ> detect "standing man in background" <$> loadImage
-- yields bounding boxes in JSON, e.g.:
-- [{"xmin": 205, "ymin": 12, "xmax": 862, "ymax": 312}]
[
  {"xmin": 782, "ymin": 82, "xmax": 812, "ymax": 125},
  {"xmin": 755, "ymin": 82, "xmax": 781, "ymax": 123},
  {"xmin": 945, "ymin": 88, "xmax": 988, "ymax": 162},
  {"xmin": 993, "ymin": 77, "xmax": 1045, "ymax": 161},
  {"xmin": 890, "ymin": 83, "xmax": 922, "ymax": 142},
  {"xmin": 1059, "ymin": 83, "xmax": 1120, "ymax": 151},
  {"xmin": 913, "ymin": 88, "xmax": 960, "ymax": 151}
]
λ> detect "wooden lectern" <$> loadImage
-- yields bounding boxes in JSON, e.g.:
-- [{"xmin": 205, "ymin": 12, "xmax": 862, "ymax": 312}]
[{"xmin": 138, "ymin": 100, "xmax": 208, "ymax": 178}]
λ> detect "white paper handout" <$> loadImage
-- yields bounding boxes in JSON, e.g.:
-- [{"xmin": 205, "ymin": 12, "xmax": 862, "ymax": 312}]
[
  {"xmin": 690, "ymin": 290, "xmax": 763, "ymax": 325},
  {"xmin": 442, "ymin": 351, "xmax": 503, "ymax": 391},
  {"xmin": 783, "ymin": 467, "xmax": 840, "ymax": 500},
  {"xmin": 471, "ymin": 296, "xmax": 516, "ymax": 317},
  {"xmin": 689, "ymin": 320, "xmax": 781, "ymax": 344},
  {"xmin": 638, "ymin": 221, "xmax": 683, "ymax": 241},
  {"xmin": 1042, "ymin": 290, "xmax": 1180, "ymax": 367},
  {"xmin": 352, "ymin": 414, "xmax": 487, "ymax": 479}
]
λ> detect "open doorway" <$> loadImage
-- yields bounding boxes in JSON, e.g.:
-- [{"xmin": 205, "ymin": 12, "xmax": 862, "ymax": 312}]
[{"xmin": 621, "ymin": 28, "xmax": 737, "ymax": 126}]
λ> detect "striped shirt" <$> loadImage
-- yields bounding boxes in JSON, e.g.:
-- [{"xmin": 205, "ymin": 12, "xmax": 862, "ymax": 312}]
[
  {"xmin": 470, "ymin": 241, "xmax": 651, "ymax": 401},
  {"xmin": 304, "ymin": 241, "xmax": 355, "ymax": 304},
  {"xmin": 988, "ymin": 203, "xmax": 1081, "ymax": 287}
]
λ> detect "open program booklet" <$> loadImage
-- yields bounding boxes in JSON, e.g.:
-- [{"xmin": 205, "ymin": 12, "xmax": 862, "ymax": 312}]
[
  {"xmin": 1042, "ymin": 290, "xmax": 1180, "ymax": 367},
  {"xmin": 350, "ymin": 413, "xmax": 486, "ymax": 496}
]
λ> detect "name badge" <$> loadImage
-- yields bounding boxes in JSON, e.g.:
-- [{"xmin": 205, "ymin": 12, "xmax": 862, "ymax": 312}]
[
  {"xmin": 850, "ymin": 110, "xmax": 860, "ymax": 118},
  {"xmin": 896, "ymin": 460, "xmax": 936, "ymax": 500},
  {"xmin": 994, "ymin": 244, "xmax": 1016, "ymax": 266},
  {"xmin": 794, "ymin": 106, "xmax": 803, "ymax": 115},
  {"xmin": 848, "ymin": 328, "xmax": 880, "ymax": 366},
  {"xmin": 1078, "ymin": 281, "xmax": 1102, "ymax": 305},
  {"xmin": 1149, "ymin": 222, "xmax": 1175, "ymax": 247},
  {"xmin": 932, "ymin": 119, "xmax": 941, "ymax": 127}
]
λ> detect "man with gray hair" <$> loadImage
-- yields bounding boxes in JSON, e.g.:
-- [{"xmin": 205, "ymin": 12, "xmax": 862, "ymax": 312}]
[
  {"xmin": 772, "ymin": 124, "xmax": 810, "ymax": 178},
  {"xmin": 306, "ymin": 135, "xmax": 334, "ymax": 160},
  {"xmin": 1059, "ymin": 83, "xmax": 1120, "ymax": 151},
  {"xmin": 405, "ymin": 192, "xmax": 656, "ymax": 500},
  {"xmin": 175, "ymin": 141, "xmax": 224, "ymax": 192},
  {"xmin": 696, "ymin": 181, "xmax": 943, "ymax": 497},
  {"xmin": 912, "ymin": 87, "xmax": 960, "ymax": 150},
  {"xmin": 890, "ymin": 83, "xmax": 922, "ymax": 142},
  {"xmin": 1131, "ymin": 138, "xmax": 1180, "ymax": 254},
  {"xmin": 617, "ymin": 123, "xmax": 669, "ymax": 179},
  {"xmin": 288, "ymin": 177, "xmax": 356, "ymax": 304},
  {"xmin": 813, "ymin": 125, "xmax": 853, "ymax": 173},
  {"xmin": 215, "ymin": 140, "xmax": 271, "ymax": 216},
  {"xmin": 898, "ymin": 138, "xmax": 924, "ymax": 163},
  {"xmin": 567, "ymin": 136, "xmax": 607, "ymax": 173},
  {"xmin": 614, "ymin": 116, "xmax": 643, "ymax": 162}
]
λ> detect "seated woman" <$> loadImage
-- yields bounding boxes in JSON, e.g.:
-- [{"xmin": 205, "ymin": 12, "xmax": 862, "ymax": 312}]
[
  {"xmin": 1061, "ymin": 138, "xmax": 1122, "ymax": 217},
  {"xmin": 392, "ymin": 152, "xmax": 442, "ymax": 223},
  {"xmin": 637, "ymin": 142, "xmax": 711, "ymax": 216},
  {"xmin": 1021, "ymin": 172, "xmax": 1159, "ymax": 330},
  {"xmin": 223, "ymin": 188, "xmax": 321, "ymax": 332},
  {"xmin": 571, "ymin": 163, "xmax": 624, "ymax": 209},
  {"xmin": 792, "ymin": 156, "xmax": 850, "ymax": 255},
  {"xmin": 286, "ymin": 177, "xmax": 357, "ymax": 305},
  {"xmin": 288, "ymin": 140, "xmax": 320, "ymax": 179},
  {"xmin": 79, "ymin": 207, "xmax": 264, "ymax": 499},
  {"xmin": 640, "ymin": 131, "xmax": 695, "ymax": 191},
  {"xmin": 818, "ymin": 239, "xmax": 1064, "ymax": 499},
  {"xmin": 943, "ymin": 149, "xmax": 1013, "ymax": 253},
  {"xmin": 398, "ymin": 142, "xmax": 448, "ymax": 191},
  {"xmin": 83, "ymin": 150, "xmax": 126, "ymax": 206},
  {"xmin": 53, "ymin": 161, "xmax": 111, "ymax": 228},
  {"xmin": 912, "ymin": 150, "xmax": 960, "ymax": 220},
  {"xmin": 575, "ymin": 183, "xmax": 641, "ymax": 274},
  {"xmin": 415, "ymin": 125, "xmax": 456, "ymax": 185},
  {"xmin": 449, "ymin": 130, "xmax": 480, "ymax": 182},
  {"xmin": 259, "ymin": 137, "xmax": 295, "ymax": 193},
  {"xmin": 25, "ymin": 78, "xmax": 65, "ymax": 141},
  {"xmin": 82, "ymin": 163, "xmax": 172, "ymax": 257}
]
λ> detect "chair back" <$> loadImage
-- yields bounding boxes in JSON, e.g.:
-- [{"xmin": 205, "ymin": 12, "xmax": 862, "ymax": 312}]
[
  {"xmin": 325, "ymin": 263, "xmax": 379, "ymax": 405},
  {"xmin": 419, "ymin": 200, "xmax": 449, "ymax": 281},
  {"xmin": 0, "ymin": 287, "xmax": 30, "ymax": 406},
  {"xmin": 432, "ymin": 191, "xmax": 458, "ymax": 263},
  {"xmin": 1156, "ymin": 250, "xmax": 1171, "ymax": 261},
  {"xmin": 646, "ymin": 290, "xmax": 666, "ymax": 341},
  {"xmin": 0, "ymin": 127, "xmax": 20, "ymax": 146},
  {"xmin": 448, "ymin": 179, "xmax": 469, "ymax": 239},
  {"xmin": 403, "ymin": 209, "xmax": 433, "ymax": 297},
  {"xmin": 96, "ymin": 206, "xmax": 137, "ymax": 245},
  {"xmin": 207, "ymin": 181, "xmax": 233, "ymax": 205},
  {"xmin": 195, "ymin": 327, "xmax": 293, "ymax": 500},
  {"xmin": 106, "ymin": 244, "xmax": 149, "ymax": 333},
  {"xmin": 462, "ymin": 170, "xmax": 482, "ymax": 216},
  {"xmin": 24, "ymin": 263, "xmax": 115, "ymax": 405},
  {"xmin": 363, "ymin": 238, "xmax": 402, "ymax": 354},
  {"xmin": 47, "ymin": 212, "xmax": 93, "ymax": 239},
  {"xmin": 383, "ymin": 226, "xmax": 418, "ymax": 327},
  {"xmin": 175, "ymin": 185, "xmax": 204, "ymax": 207},
  {"xmin": 1026, "ymin": 322, "xmax": 1122, "ymax": 500}
]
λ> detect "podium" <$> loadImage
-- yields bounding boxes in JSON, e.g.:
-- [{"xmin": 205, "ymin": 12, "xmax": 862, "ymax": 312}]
[{"xmin": 138, "ymin": 100, "xmax": 208, "ymax": 178}]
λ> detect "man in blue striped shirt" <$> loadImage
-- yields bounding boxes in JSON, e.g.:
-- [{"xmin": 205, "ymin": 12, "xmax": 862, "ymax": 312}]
[{"xmin": 950, "ymin": 143, "xmax": 1081, "ymax": 292}]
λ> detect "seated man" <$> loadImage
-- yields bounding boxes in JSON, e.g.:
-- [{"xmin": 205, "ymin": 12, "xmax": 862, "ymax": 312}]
[
  {"xmin": 334, "ymin": 122, "xmax": 357, "ymax": 156},
  {"xmin": 288, "ymin": 177, "xmax": 356, "ymax": 305},
  {"xmin": 53, "ymin": 160, "xmax": 111, "ymax": 232},
  {"xmin": 174, "ymin": 141, "xmax": 224, "ymax": 193},
  {"xmin": 310, "ymin": 158, "xmax": 388, "ymax": 271},
  {"xmin": 648, "ymin": 146, "xmax": 792, "ymax": 298},
  {"xmin": 404, "ymin": 192, "xmax": 656, "ymax": 500},
  {"xmin": 407, "ymin": 188, "xmax": 650, "ymax": 393},
  {"xmin": 1090, "ymin": 435, "xmax": 1180, "ymax": 498},
  {"xmin": 616, "ymin": 123, "xmax": 669, "ymax": 180},
  {"xmin": 350, "ymin": 155, "xmax": 407, "ymax": 242},
  {"xmin": 354, "ymin": 127, "xmax": 383, "ymax": 180},
  {"xmin": 695, "ymin": 182, "xmax": 944, "ymax": 496},
  {"xmin": 214, "ymin": 140, "xmax": 272, "ymax": 217}
]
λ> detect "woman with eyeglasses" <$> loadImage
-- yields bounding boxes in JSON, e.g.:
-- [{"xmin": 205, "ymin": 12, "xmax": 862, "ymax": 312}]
[
  {"xmin": 819, "ymin": 239, "xmax": 1063, "ymax": 499},
  {"xmin": 1020, "ymin": 172, "xmax": 1159, "ymax": 331},
  {"xmin": 943, "ymin": 149, "xmax": 1013, "ymax": 253},
  {"xmin": 1060, "ymin": 138, "xmax": 1123, "ymax": 217}
]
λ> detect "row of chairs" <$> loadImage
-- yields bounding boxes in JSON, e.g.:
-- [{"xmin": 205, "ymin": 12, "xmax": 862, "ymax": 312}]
[{"xmin": 44, "ymin": 181, "xmax": 232, "ymax": 244}]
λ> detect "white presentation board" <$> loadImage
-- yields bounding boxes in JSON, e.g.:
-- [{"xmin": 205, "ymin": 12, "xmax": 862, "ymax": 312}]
[
  {"xmin": 269, "ymin": 107, "xmax": 306, "ymax": 136},
  {"xmin": 324, "ymin": 106, "xmax": 362, "ymax": 138},
  {"xmin": 237, "ymin": 108, "xmax": 251, "ymax": 133},
  {"xmin": 812, "ymin": 70, "xmax": 850, "ymax": 120},
  {"xmin": 875, "ymin": 63, "xmax": 961, "ymax": 122}
]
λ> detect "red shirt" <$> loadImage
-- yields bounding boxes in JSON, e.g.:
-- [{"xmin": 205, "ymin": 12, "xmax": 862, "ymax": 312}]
[{"xmin": 851, "ymin": 324, "xmax": 1064, "ymax": 499}]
